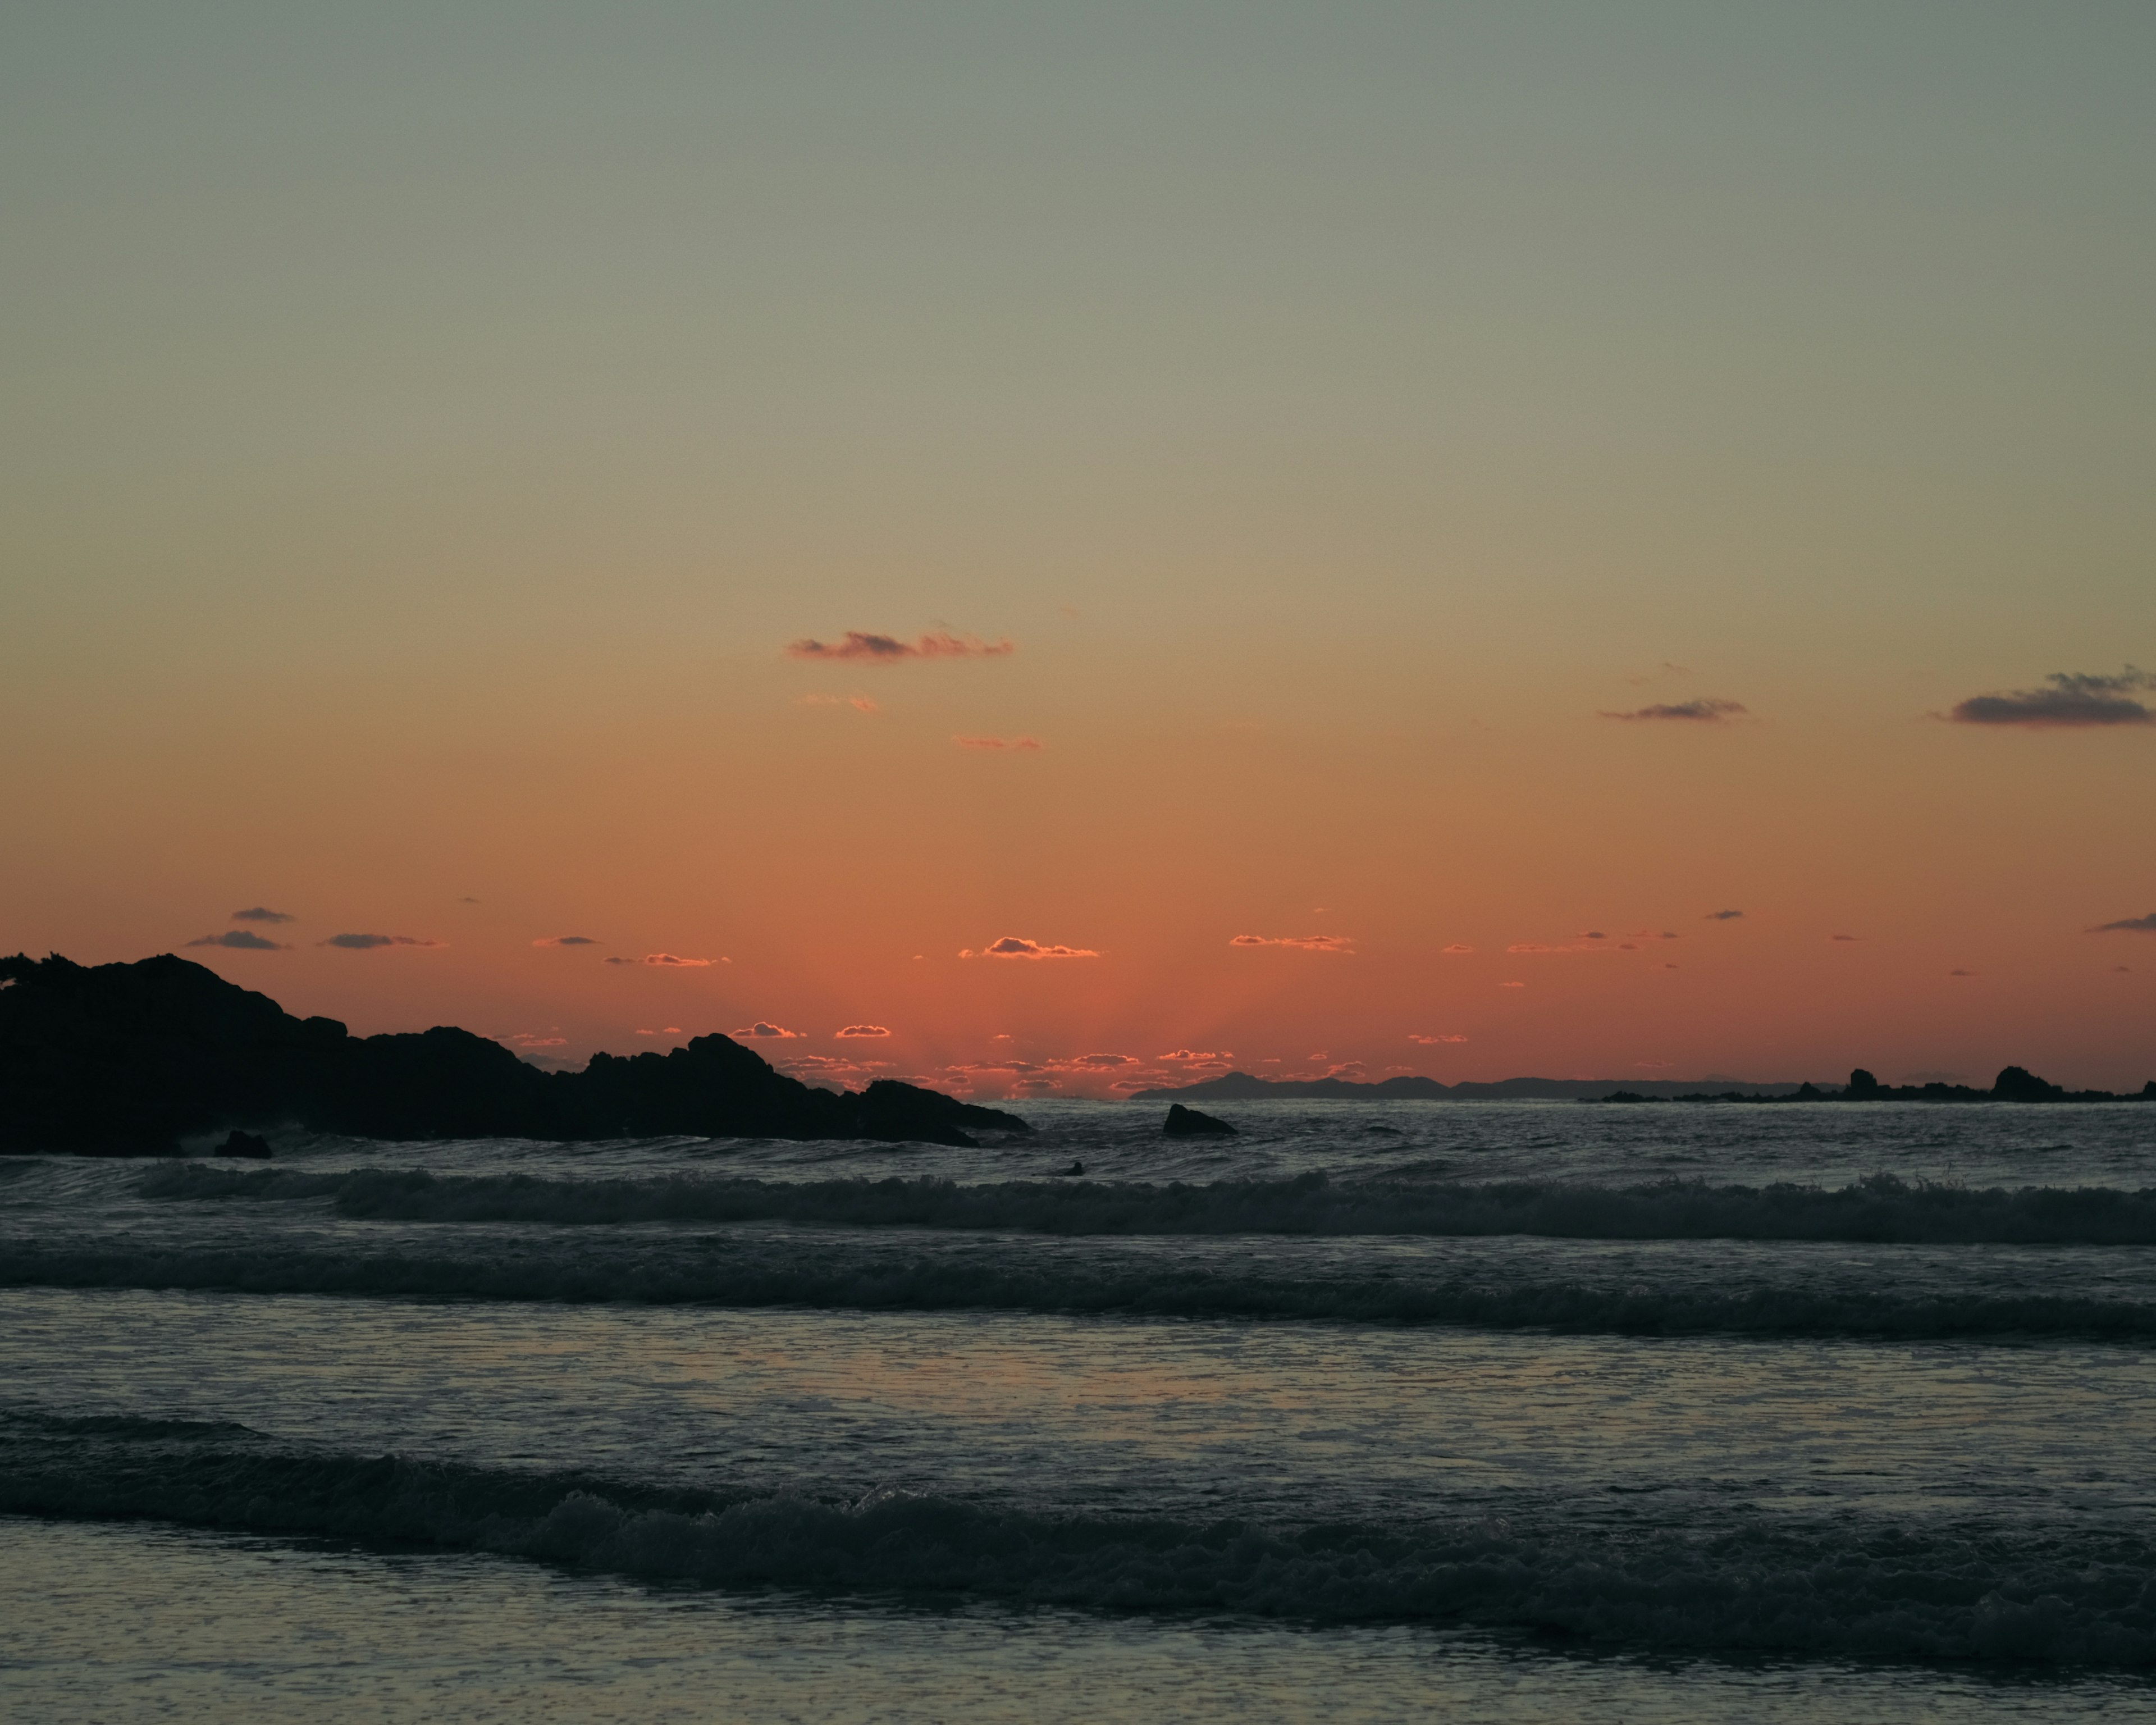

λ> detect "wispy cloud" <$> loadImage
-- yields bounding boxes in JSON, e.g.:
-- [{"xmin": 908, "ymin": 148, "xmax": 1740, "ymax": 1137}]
[
  {"xmin": 604, "ymin": 952, "xmax": 728, "ymax": 967},
  {"xmin": 533, "ymin": 935, "xmax": 599, "ymax": 947},
  {"xmin": 1230, "ymin": 934, "xmax": 1355, "ymax": 952},
  {"xmin": 1505, "ymin": 941, "xmax": 1614, "ymax": 955},
  {"xmin": 1441, "ymin": 943, "xmax": 1475, "ymax": 955},
  {"xmin": 1832, "ymin": 933, "xmax": 1861, "ymax": 942},
  {"xmin": 2090, "ymin": 912, "xmax": 2156, "ymax": 934},
  {"xmin": 1705, "ymin": 910, "xmax": 1744, "ymax": 921},
  {"xmin": 1158, "ymin": 1048, "xmax": 1232, "ymax": 1062},
  {"xmin": 230, "ymin": 907, "xmax": 294, "ymax": 924},
  {"xmin": 732, "ymin": 1021, "xmax": 802, "ymax": 1039},
  {"xmin": 953, "ymin": 735, "xmax": 1043, "ymax": 751},
  {"xmin": 634, "ymin": 1027, "xmax": 685, "ymax": 1037},
  {"xmin": 1600, "ymin": 699, "xmax": 1747, "ymax": 722},
  {"xmin": 1947, "ymin": 668, "xmax": 2155, "ymax": 728},
  {"xmin": 787, "ymin": 631, "xmax": 1015, "ymax": 663},
  {"xmin": 186, "ymin": 930, "xmax": 287, "ymax": 951},
  {"xmin": 797, "ymin": 693, "xmax": 880, "ymax": 713},
  {"xmin": 321, "ymin": 934, "xmax": 444, "ymax": 950},
  {"xmin": 1410, "ymin": 1033, "xmax": 1469, "ymax": 1044},
  {"xmin": 959, "ymin": 937, "xmax": 1100, "ymax": 960},
  {"xmin": 835, "ymin": 1024, "xmax": 892, "ymax": 1038}
]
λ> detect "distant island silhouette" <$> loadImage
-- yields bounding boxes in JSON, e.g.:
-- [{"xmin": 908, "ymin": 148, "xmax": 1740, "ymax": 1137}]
[
  {"xmin": 1135, "ymin": 1067, "xmax": 2153, "ymax": 1104},
  {"xmin": 0, "ymin": 953, "xmax": 1030, "ymax": 1155}
]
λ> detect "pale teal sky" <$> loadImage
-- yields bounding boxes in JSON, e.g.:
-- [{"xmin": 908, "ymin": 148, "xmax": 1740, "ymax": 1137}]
[{"xmin": 3, "ymin": 3, "xmax": 2151, "ymax": 1083}]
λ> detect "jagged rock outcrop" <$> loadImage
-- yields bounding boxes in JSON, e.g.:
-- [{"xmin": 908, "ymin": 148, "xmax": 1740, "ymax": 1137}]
[
  {"xmin": 0, "ymin": 953, "xmax": 1029, "ymax": 1153},
  {"xmin": 1163, "ymin": 1102, "xmax": 1237, "ymax": 1137}
]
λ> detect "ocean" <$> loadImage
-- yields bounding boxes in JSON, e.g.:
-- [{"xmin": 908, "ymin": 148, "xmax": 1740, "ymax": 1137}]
[{"xmin": 5, "ymin": 1098, "xmax": 2155, "ymax": 1721}]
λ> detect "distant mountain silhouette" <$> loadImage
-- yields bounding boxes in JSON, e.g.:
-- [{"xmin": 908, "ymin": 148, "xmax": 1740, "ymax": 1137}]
[
  {"xmin": 1129, "ymin": 1072, "xmax": 1812, "ymax": 1102},
  {"xmin": 1138, "ymin": 1067, "xmax": 2148, "ymax": 1105},
  {"xmin": 0, "ymin": 953, "xmax": 1030, "ymax": 1154}
]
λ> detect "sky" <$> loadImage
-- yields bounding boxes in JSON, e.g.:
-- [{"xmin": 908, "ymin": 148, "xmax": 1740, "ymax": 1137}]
[{"xmin": 2, "ymin": 1, "xmax": 2152, "ymax": 1094}]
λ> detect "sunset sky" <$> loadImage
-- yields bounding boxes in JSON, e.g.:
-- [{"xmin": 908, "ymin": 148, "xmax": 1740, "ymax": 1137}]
[{"xmin": 3, "ymin": 2, "xmax": 2151, "ymax": 1093}]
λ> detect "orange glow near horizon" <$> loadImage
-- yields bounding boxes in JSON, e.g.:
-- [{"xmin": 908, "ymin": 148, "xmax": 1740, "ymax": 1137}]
[{"xmin": 2, "ymin": 7, "xmax": 2151, "ymax": 1093}]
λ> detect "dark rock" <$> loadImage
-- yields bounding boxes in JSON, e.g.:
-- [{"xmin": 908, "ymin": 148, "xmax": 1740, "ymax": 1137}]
[
  {"xmin": 0, "ymin": 951, "xmax": 1030, "ymax": 1154},
  {"xmin": 1061, "ymin": 1160, "xmax": 1085, "ymax": 1175},
  {"xmin": 215, "ymin": 1129, "xmax": 273, "ymax": 1159},
  {"xmin": 1163, "ymin": 1102, "xmax": 1236, "ymax": 1137},
  {"xmin": 1844, "ymin": 1069, "xmax": 1881, "ymax": 1097},
  {"xmin": 1992, "ymin": 1065, "xmax": 2064, "ymax": 1102}
]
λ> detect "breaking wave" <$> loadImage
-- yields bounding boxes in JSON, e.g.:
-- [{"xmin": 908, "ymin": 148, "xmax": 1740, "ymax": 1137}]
[
  {"xmin": 7, "ymin": 1236, "xmax": 2154, "ymax": 1339},
  {"xmin": 5, "ymin": 1408, "xmax": 2153, "ymax": 1665},
  {"xmin": 141, "ymin": 1163, "xmax": 2156, "ymax": 1245}
]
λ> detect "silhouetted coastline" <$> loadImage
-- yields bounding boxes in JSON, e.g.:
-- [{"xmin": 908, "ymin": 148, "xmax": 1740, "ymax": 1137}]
[
  {"xmin": 0, "ymin": 953, "xmax": 1030, "ymax": 1154},
  {"xmin": 1139, "ymin": 1067, "xmax": 2154, "ymax": 1105}
]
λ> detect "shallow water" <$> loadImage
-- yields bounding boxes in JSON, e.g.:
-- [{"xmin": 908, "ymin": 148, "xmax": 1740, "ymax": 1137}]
[{"xmin": 5, "ymin": 1099, "xmax": 2156, "ymax": 1714}]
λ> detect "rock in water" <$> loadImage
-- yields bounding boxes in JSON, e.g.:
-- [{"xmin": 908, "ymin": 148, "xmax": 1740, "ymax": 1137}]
[
  {"xmin": 215, "ymin": 1129, "xmax": 272, "ymax": 1159},
  {"xmin": 1163, "ymin": 1103, "xmax": 1236, "ymax": 1137}
]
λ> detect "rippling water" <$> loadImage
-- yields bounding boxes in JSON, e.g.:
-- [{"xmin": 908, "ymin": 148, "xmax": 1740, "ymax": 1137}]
[{"xmin": 5, "ymin": 1099, "xmax": 2155, "ymax": 1719}]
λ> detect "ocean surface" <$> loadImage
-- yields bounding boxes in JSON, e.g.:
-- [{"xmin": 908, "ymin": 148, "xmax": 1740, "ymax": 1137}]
[{"xmin": 6, "ymin": 1098, "xmax": 2156, "ymax": 1721}]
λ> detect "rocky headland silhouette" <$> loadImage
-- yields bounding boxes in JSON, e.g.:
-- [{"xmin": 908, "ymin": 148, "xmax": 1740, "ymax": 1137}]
[{"xmin": 0, "ymin": 953, "xmax": 1030, "ymax": 1154}]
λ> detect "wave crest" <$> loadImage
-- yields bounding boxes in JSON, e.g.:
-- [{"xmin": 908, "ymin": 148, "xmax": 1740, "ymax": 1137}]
[
  {"xmin": 141, "ymin": 1164, "xmax": 2156, "ymax": 1245},
  {"xmin": 5, "ymin": 1410, "xmax": 2153, "ymax": 1665}
]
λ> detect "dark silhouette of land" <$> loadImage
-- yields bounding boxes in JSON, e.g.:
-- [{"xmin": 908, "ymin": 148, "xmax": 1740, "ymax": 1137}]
[
  {"xmin": 1162, "ymin": 1102, "xmax": 1237, "ymax": 1137},
  {"xmin": 0, "ymin": 953, "xmax": 1030, "ymax": 1154},
  {"xmin": 1138, "ymin": 1066, "xmax": 2152, "ymax": 1105}
]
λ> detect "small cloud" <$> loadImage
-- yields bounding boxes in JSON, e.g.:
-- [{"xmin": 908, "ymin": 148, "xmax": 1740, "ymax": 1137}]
[
  {"xmin": 1410, "ymin": 1034, "xmax": 1469, "ymax": 1044},
  {"xmin": 787, "ymin": 631, "xmax": 1015, "ymax": 663},
  {"xmin": 1705, "ymin": 910, "xmax": 1744, "ymax": 921},
  {"xmin": 1158, "ymin": 1048, "xmax": 1232, "ymax": 1062},
  {"xmin": 1065, "ymin": 1052, "xmax": 1138, "ymax": 1069},
  {"xmin": 1619, "ymin": 942, "xmax": 1637, "ymax": 951},
  {"xmin": 1949, "ymin": 969, "xmax": 1976, "ymax": 977},
  {"xmin": 634, "ymin": 1027, "xmax": 686, "ymax": 1037},
  {"xmin": 2113, "ymin": 965, "xmax": 2131, "ymax": 973},
  {"xmin": 1229, "ymin": 934, "xmax": 1355, "ymax": 952},
  {"xmin": 186, "ymin": 930, "xmax": 287, "ymax": 951},
  {"xmin": 605, "ymin": 953, "xmax": 727, "ymax": 966},
  {"xmin": 2090, "ymin": 912, "xmax": 2156, "ymax": 934},
  {"xmin": 797, "ymin": 693, "xmax": 881, "ymax": 713},
  {"xmin": 1600, "ymin": 699, "xmax": 1747, "ymax": 723},
  {"xmin": 230, "ymin": 907, "xmax": 294, "ymax": 925},
  {"xmin": 1576, "ymin": 932, "xmax": 1607, "ymax": 941},
  {"xmin": 836, "ymin": 1024, "xmax": 892, "ymax": 1038},
  {"xmin": 321, "ymin": 934, "xmax": 444, "ymax": 950},
  {"xmin": 1634, "ymin": 1061, "xmax": 1673, "ymax": 1069},
  {"xmin": 459, "ymin": 897, "xmax": 479, "ymax": 904},
  {"xmin": 533, "ymin": 935, "xmax": 600, "ymax": 947},
  {"xmin": 1441, "ymin": 943, "xmax": 1475, "ymax": 955},
  {"xmin": 960, "ymin": 937, "xmax": 1100, "ymax": 960},
  {"xmin": 954, "ymin": 735, "xmax": 1043, "ymax": 751},
  {"xmin": 1506, "ymin": 941, "xmax": 1614, "ymax": 955},
  {"xmin": 1831, "ymin": 934, "xmax": 1861, "ymax": 942},
  {"xmin": 1500, "ymin": 980, "xmax": 1525, "ymax": 988},
  {"xmin": 503, "ymin": 1033, "xmax": 567, "ymax": 1048},
  {"xmin": 733, "ymin": 1021, "xmax": 802, "ymax": 1039},
  {"xmin": 1945, "ymin": 668, "xmax": 2155, "ymax": 728}
]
